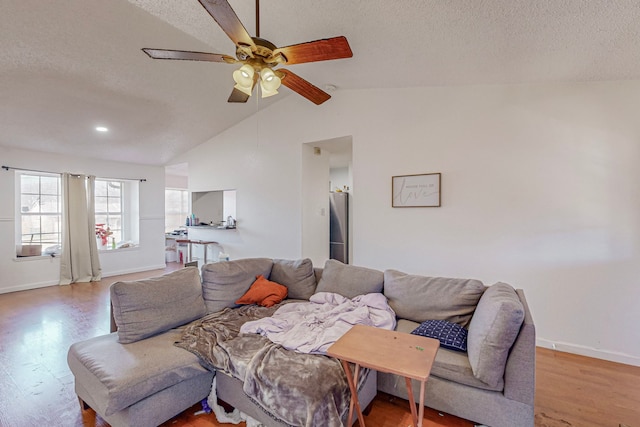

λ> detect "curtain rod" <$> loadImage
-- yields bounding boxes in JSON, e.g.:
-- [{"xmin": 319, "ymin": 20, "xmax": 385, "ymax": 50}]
[{"xmin": 1, "ymin": 165, "xmax": 147, "ymax": 182}]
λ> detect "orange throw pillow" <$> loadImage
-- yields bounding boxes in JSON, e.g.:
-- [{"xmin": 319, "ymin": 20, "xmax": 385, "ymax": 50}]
[{"xmin": 235, "ymin": 275, "xmax": 288, "ymax": 307}]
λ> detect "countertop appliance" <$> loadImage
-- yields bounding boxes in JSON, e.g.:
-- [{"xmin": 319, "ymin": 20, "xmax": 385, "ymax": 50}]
[{"xmin": 330, "ymin": 192, "xmax": 349, "ymax": 264}]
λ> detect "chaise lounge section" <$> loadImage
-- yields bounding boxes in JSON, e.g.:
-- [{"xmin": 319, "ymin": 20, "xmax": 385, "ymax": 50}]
[{"xmin": 67, "ymin": 267, "xmax": 214, "ymax": 427}]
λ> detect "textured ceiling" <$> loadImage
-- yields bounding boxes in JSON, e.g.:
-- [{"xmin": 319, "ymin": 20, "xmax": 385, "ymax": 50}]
[{"xmin": 1, "ymin": 0, "xmax": 640, "ymax": 165}]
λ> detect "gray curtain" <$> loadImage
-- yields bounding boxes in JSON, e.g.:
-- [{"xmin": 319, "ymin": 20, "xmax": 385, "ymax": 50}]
[{"xmin": 59, "ymin": 173, "xmax": 101, "ymax": 285}]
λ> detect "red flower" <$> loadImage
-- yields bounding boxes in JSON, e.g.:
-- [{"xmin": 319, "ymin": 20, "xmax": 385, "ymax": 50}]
[{"xmin": 95, "ymin": 224, "xmax": 113, "ymax": 245}]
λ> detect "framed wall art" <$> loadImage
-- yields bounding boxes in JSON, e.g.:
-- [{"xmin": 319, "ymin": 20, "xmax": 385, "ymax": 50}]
[{"xmin": 392, "ymin": 173, "xmax": 441, "ymax": 207}]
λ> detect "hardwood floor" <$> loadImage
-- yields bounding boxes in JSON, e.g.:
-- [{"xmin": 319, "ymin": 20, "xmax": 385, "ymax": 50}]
[
  {"xmin": 535, "ymin": 348, "xmax": 640, "ymax": 427},
  {"xmin": 0, "ymin": 265, "xmax": 638, "ymax": 427}
]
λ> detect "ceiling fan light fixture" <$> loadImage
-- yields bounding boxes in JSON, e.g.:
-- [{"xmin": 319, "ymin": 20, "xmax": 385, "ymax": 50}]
[
  {"xmin": 232, "ymin": 64, "xmax": 255, "ymax": 92},
  {"xmin": 234, "ymin": 82, "xmax": 254, "ymax": 96},
  {"xmin": 260, "ymin": 68, "xmax": 281, "ymax": 98},
  {"xmin": 260, "ymin": 82, "xmax": 279, "ymax": 98}
]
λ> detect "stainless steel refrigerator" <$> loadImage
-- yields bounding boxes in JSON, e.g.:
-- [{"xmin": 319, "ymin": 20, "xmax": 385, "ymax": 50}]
[{"xmin": 329, "ymin": 192, "xmax": 349, "ymax": 264}]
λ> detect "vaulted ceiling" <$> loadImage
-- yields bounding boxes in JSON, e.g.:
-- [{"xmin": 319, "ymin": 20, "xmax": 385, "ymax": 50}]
[{"xmin": 2, "ymin": 0, "xmax": 640, "ymax": 165}]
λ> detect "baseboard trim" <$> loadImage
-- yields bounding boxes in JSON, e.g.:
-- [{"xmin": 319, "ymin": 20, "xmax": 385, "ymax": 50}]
[
  {"xmin": 0, "ymin": 280, "xmax": 59, "ymax": 294},
  {"xmin": 537, "ymin": 338, "xmax": 640, "ymax": 367},
  {"xmin": 0, "ymin": 264, "xmax": 168, "ymax": 295},
  {"xmin": 100, "ymin": 264, "xmax": 169, "ymax": 278}
]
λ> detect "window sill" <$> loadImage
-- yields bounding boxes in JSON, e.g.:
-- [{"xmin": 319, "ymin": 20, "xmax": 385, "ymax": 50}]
[
  {"xmin": 13, "ymin": 245, "xmax": 140, "ymax": 260},
  {"xmin": 97, "ymin": 245, "xmax": 139, "ymax": 253},
  {"xmin": 13, "ymin": 255, "xmax": 57, "ymax": 262}
]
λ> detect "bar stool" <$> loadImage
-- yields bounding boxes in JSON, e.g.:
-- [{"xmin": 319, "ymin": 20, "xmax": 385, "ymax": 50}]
[
  {"xmin": 175, "ymin": 239, "xmax": 193, "ymax": 265},
  {"xmin": 176, "ymin": 240, "xmax": 223, "ymax": 265},
  {"xmin": 191, "ymin": 240, "xmax": 220, "ymax": 264}
]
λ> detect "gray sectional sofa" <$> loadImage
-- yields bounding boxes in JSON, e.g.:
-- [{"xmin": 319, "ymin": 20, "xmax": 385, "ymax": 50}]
[{"xmin": 67, "ymin": 258, "xmax": 535, "ymax": 427}]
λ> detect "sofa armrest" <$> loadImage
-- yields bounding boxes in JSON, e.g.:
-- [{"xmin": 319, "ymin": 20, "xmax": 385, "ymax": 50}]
[{"xmin": 503, "ymin": 289, "xmax": 536, "ymax": 405}]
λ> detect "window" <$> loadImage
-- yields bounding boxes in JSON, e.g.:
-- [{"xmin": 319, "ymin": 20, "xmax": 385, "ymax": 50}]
[
  {"xmin": 95, "ymin": 179, "xmax": 139, "ymax": 249},
  {"xmin": 16, "ymin": 174, "xmax": 139, "ymax": 255},
  {"xmin": 95, "ymin": 179, "xmax": 122, "ymax": 246},
  {"xmin": 165, "ymin": 188, "xmax": 188, "ymax": 232},
  {"xmin": 17, "ymin": 173, "xmax": 62, "ymax": 256}
]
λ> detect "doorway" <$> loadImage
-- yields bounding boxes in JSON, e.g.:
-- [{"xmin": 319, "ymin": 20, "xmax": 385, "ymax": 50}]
[{"xmin": 301, "ymin": 136, "xmax": 353, "ymax": 266}]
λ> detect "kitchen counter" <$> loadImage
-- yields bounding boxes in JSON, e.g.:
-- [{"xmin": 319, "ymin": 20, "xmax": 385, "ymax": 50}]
[{"xmin": 187, "ymin": 225, "xmax": 237, "ymax": 230}]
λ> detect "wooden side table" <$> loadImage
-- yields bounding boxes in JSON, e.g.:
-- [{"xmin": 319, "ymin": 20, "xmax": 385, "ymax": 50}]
[{"xmin": 327, "ymin": 324, "xmax": 440, "ymax": 427}]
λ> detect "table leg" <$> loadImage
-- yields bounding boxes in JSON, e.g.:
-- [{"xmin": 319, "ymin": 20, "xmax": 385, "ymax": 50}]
[
  {"xmin": 405, "ymin": 377, "xmax": 418, "ymax": 427},
  {"xmin": 417, "ymin": 379, "xmax": 426, "ymax": 427},
  {"xmin": 341, "ymin": 360, "xmax": 365, "ymax": 427},
  {"xmin": 348, "ymin": 364, "xmax": 361, "ymax": 425}
]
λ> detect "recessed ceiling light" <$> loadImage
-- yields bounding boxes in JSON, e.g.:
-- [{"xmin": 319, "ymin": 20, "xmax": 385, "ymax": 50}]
[{"xmin": 95, "ymin": 126, "xmax": 109, "ymax": 132}]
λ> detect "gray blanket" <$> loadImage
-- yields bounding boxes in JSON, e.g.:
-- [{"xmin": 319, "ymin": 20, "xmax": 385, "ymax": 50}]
[{"xmin": 175, "ymin": 302, "xmax": 368, "ymax": 427}]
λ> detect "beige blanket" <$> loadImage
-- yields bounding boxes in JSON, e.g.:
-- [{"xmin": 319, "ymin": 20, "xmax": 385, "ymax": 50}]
[{"xmin": 175, "ymin": 302, "xmax": 369, "ymax": 427}]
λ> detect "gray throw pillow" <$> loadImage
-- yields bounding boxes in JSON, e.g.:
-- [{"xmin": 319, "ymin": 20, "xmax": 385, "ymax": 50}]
[
  {"xmin": 467, "ymin": 282, "xmax": 525, "ymax": 389},
  {"xmin": 315, "ymin": 259, "xmax": 383, "ymax": 298},
  {"xmin": 270, "ymin": 258, "xmax": 317, "ymax": 300},
  {"xmin": 110, "ymin": 267, "xmax": 206, "ymax": 344},
  {"xmin": 383, "ymin": 269, "xmax": 486, "ymax": 327},
  {"xmin": 201, "ymin": 258, "xmax": 274, "ymax": 313}
]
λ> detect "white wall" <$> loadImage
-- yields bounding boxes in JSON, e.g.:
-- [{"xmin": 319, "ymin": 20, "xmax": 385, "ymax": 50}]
[
  {"xmin": 175, "ymin": 80, "xmax": 640, "ymax": 366},
  {"xmin": 165, "ymin": 173, "xmax": 187, "ymax": 189},
  {"xmin": 174, "ymin": 115, "xmax": 306, "ymax": 260},
  {"xmin": 301, "ymin": 143, "xmax": 330, "ymax": 266},
  {"xmin": 0, "ymin": 146, "xmax": 166, "ymax": 294}
]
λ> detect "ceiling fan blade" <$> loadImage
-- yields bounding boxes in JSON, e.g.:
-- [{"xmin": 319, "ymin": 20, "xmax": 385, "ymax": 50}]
[
  {"xmin": 271, "ymin": 36, "xmax": 352, "ymax": 65},
  {"xmin": 198, "ymin": 0, "xmax": 256, "ymax": 50},
  {"xmin": 142, "ymin": 48, "xmax": 236, "ymax": 63},
  {"xmin": 228, "ymin": 88, "xmax": 251, "ymax": 103},
  {"xmin": 277, "ymin": 69, "xmax": 331, "ymax": 105}
]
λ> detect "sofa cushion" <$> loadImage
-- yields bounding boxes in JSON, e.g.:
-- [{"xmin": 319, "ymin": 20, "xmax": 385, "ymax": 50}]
[
  {"xmin": 110, "ymin": 267, "xmax": 206, "ymax": 344},
  {"xmin": 269, "ymin": 258, "xmax": 317, "ymax": 300},
  {"xmin": 67, "ymin": 330, "xmax": 210, "ymax": 416},
  {"xmin": 201, "ymin": 258, "xmax": 274, "ymax": 313},
  {"xmin": 396, "ymin": 319, "xmax": 502, "ymax": 391},
  {"xmin": 315, "ymin": 259, "xmax": 383, "ymax": 299},
  {"xmin": 236, "ymin": 275, "xmax": 288, "ymax": 307},
  {"xmin": 467, "ymin": 282, "xmax": 525, "ymax": 389},
  {"xmin": 411, "ymin": 319, "xmax": 468, "ymax": 352},
  {"xmin": 383, "ymin": 269, "xmax": 486, "ymax": 327}
]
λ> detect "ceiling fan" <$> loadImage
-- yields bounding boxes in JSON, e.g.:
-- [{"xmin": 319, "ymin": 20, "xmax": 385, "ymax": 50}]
[{"xmin": 142, "ymin": 0, "xmax": 353, "ymax": 105}]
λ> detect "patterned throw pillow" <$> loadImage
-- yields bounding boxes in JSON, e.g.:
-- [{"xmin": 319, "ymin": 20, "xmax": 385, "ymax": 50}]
[{"xmin": 411, "ymin": 319, "xmax": 468, "ymax": 352}]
